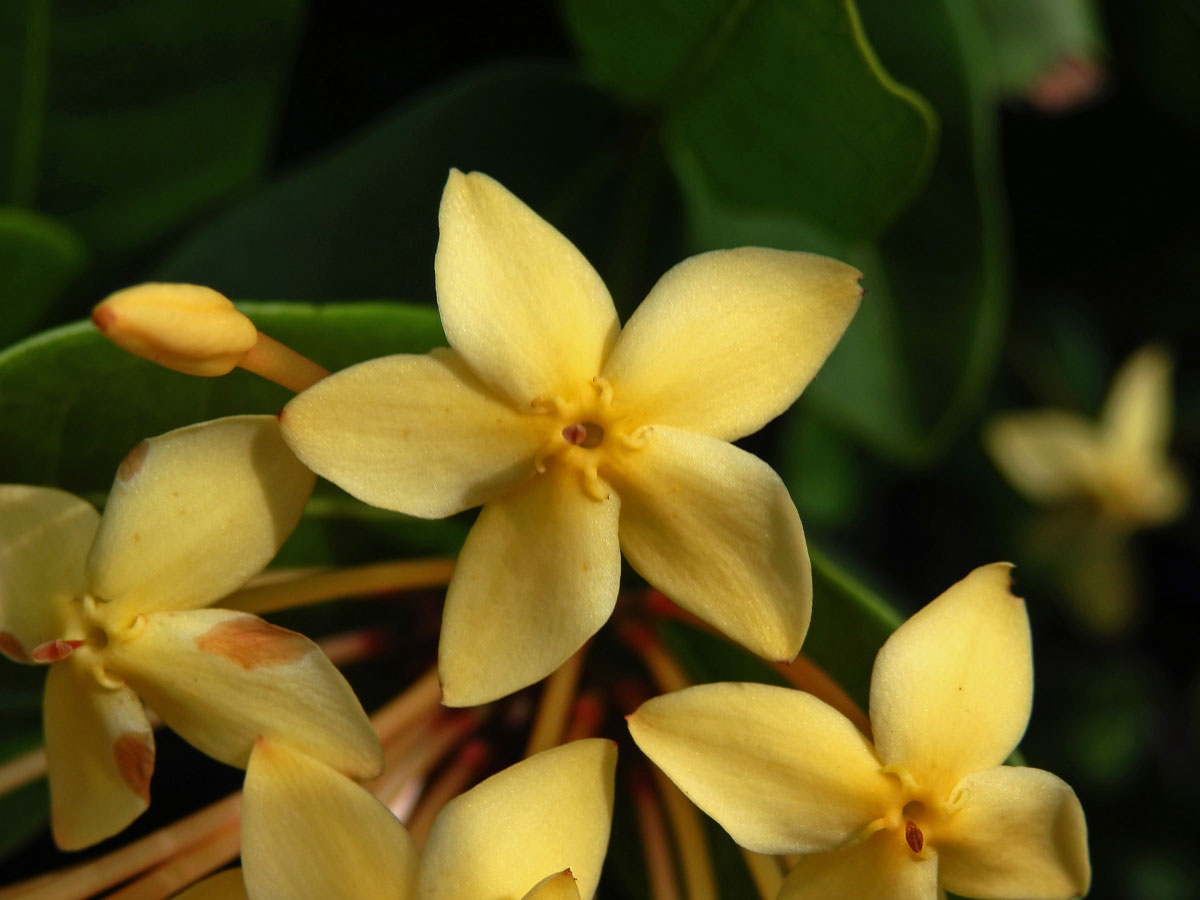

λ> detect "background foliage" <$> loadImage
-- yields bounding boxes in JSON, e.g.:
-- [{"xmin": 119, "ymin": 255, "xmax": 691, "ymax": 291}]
[{"xmin": 1, "ymin": 1, "xmax": 1197, "ymax": 897}]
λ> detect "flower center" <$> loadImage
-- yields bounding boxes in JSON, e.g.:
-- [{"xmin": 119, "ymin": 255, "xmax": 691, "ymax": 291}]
[
  {"xmin": 904, "ymin": 820, "xmax": 924, "ymax": 853},
  {"xmin": 562, "ymin": 422, "xmax": 605, "ymax": 449}
]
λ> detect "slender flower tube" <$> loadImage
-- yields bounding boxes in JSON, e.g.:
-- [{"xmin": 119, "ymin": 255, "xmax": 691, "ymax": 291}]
[
  {"xmin": 628, "ymin": 564, "xmax": 1091, "ymax": 900},
  {"xmin": 176, "ymin": 738, "xmax": 618, "ymax": 900},
  {"xmin": 280, "ymin": 170, "xmax": 863, "ymax": 706},
  {"xmin": 0, "ymin": 417, "xmax": 381, "ymax": 850}
]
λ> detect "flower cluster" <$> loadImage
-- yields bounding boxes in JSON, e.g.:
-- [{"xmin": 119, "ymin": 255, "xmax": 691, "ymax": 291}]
[{"xmin": 1, "ymin": 172, "xmax": 1091, "ymax": 900}]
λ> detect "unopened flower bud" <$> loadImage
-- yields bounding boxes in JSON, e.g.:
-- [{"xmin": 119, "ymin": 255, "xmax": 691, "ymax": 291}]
[{"xmin": 92, "ymin": 283, "xmax": 259, "ymax": 376}]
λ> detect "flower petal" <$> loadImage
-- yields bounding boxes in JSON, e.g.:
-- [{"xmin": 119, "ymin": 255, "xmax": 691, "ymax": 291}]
[
  {"xmin": 601, "ymin": 248, "xmax": 861, "ymax": 441},
  {"xmin": 171, "ymin": 869, "xmax": 249, "ymax": 900},
  {"xmin": 869, "ymin": 563, "xmax": 1032, "ymax": 797},
  {"xmin": 611, "ymin": 427, "xmax": 809, "ymax": 661},
  {"xmin": 983, "ymin": 412, "xmax": 1101, "ymax": 503},
  {"xmin": 438, "ymin": 470, "xmax": 621, "ymax": 707},
  {"xmin": 776, "ymin": 829, "xmax": 938, "ymax": 900},
  {"xmin": 280, "ymin": 350, "xmax": 544, "ymax": 518},
  {"xmin": 0, "ymin": 486, "xmax": 98, "ymax": 661},
  {"xmin": 103, "ymin": 609, "xmax": 380, "ymax": 778},
  {"xmin": 434, "ymin": 170, "xmax": 619, "ymax": 406},
  {"xmin": 44, "ymin": 660, "xmax": 154, "ymax": 850},
  {"xmin": 242, "ymin": 740, "xmax": 417, "ymax": 900},
  {"xmin": 936, "ymin": 765, "xmax": 1090, "ymax": 900},
  {"xmin": 1101, "ymin": 345, "xmax": 1173, "ymax": 460},
  {"xmin": 628, "ymin": 683, "xmax": 896, "ymax": 855},
  {"xmin": 416, "ymin": 739, "xmax": 616, "ymax": 900},
  {"xmin": 88, "ymin": 416, "xmax": 314, "ymax": 620},
  {"xmin": 521, "ymin": 871, "xmax": 582, "ymax": 900}
]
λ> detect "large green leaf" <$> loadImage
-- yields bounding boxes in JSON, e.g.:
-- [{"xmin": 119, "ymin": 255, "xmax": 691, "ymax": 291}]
[
  {"xmin": 1, "ymin": 0, "xmax": 304, "ymax": 255},
  {"xmin": 0, "ymin": 301, "xmax": 444, "ymax": 493},
  {"xmin": 155, "ymin": 63, "xmax": 684, "ymax": 315},
  {"xmin": 561, "ymin": 0, "xmax": 937, "ymax": 241},
  {"xmin": 0, "ymin": 207, "xmax": 86, "ymax": 348}
]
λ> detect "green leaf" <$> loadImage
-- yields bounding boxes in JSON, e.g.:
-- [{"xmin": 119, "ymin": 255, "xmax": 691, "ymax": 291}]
[
  {"xmin": 1, "ymin": 0, "xmax": 304, "ymax": 255},
  {"xmin": 561, "ymin": 0, "xmax": 937, "ymax": 241},
  {"xmin": 0, "ymin": 301, "xmax": 444, "ymax": 493},
  {"xmin": 155, "ymin": 63, "xmax": 683, "ymax": 315},
  {"xmin": 0, "ymin": 207, "xmax": 86, "ymax": 347}
]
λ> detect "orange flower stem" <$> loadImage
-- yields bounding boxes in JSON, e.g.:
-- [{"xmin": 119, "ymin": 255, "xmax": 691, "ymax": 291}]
[
  {"xmin": 650, "ymin": 768, "xmax": 718, "ymax": 900},
  {"xmin": 236, "ymin": 331, "xmax": 329, "ymax": 393},
  {"xmin": 741, "ymin": 850, "xmax": 785, "ymax": 900},
  {"xmin": 371, "ymin": 668, "xmax": 443, "ymax": 747},
  {"xmin": 524, "ymin": 645, "xmax": 588, "ymax": 757},
  {"xmin": 562, "ymin": 692, "xmax": 605, "ymax": 743},
  {"xmin": 619, "ymin": 621, "xmax": 691, "ymax": 693},
  {"xmin": 0, "ymin": 794, "xmax": 241, "ymax": 900},
  {"xmin": 369, "ymin": 712, "xmax": 485, "ymax": 816},
  {"xmin": 315, "ymin": 628, "xmax": 391, "ymax": 668},
  {"xmin": 0, "ymin": 744, "xmax": 46, "ymax": 797},
  {"xmin": 631, "ymin": 767, "xmax": 682, "ymax": 900},
  {"xmin": 223, "ymin": 558, "xmax": 456, "ymax": 616},
  {"xmin": 405, "ymin": 741, "xmax": 490, "ymax": 847},
  {"xmin": 772, "ymin": 655, "xmax": 871, "ymax": 738},
  {"xmin": 102, "ymin": 816, "xmax": 241, "ymax": 900}
]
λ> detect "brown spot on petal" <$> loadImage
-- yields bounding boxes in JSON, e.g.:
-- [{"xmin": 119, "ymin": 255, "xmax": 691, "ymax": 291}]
[
  {"xmin": 0, "ymin": 631, "xmax": 29, "ymax": 662},
  {"xmin": 114, "ymin": 733, "xmax": 154, "ymax": 802},
  {"xmin": 196, "ymin": 617, "xmax": 312, "ymax": 669},
  {"xmin": 117, "ymin": 441, "xmax": 150, "ymax": 482},
  {"xmin": 91, "ymin": 304, "xmax": 117, "ymax": 333}
]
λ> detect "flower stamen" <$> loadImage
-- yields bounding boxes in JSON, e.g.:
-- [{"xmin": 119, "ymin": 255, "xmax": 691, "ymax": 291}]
[
  {"xmin": 562, "ymin": 422, "xmax": 605, "ymax": 449},
  {"xmin": 904, "ymin": 820, "xmax": 924, "ymax": 853}
]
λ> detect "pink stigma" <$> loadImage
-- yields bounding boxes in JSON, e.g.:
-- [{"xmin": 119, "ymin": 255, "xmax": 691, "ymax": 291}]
[{"xmin": 31, "ymin": 639, "xmax": 85, "ymax": 663}]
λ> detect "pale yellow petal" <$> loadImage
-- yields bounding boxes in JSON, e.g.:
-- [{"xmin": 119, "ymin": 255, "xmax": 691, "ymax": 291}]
[
  {"xmin": 242, "ymin": 740, "xmax": 417, "ymax": 900},
  {"xmin": 44, "ymin": 660, "xmax": 154, "ymax": 850},
  {"xmin": 521, "ymin": 871, "xmax": 582, "ymax": 900},
  {"xmin": 438, "ymin": 470, "xmax": 621, "ymax": 707},
  {"xmin": 416, "ymin": 739, "xmax": 616, "ymax": 900},
  {"xmin": 983, "ymin": 412, "xmax": 1101, "ymax": 503},
  {"xmin": 611, "ymin": 427, "xmax": 809, "ymax": 661},
  {"xmin": 171, "ymin": 869, "xmax": 249, "ymax": 900},
  {"xmin": 602, "ymin": 248, "xmax": 861, "ymax": 440},
  {"xmin": 88, "ymin": 416, "xmax": 314, "ymax": 620},
  {"xmin": 777, "ymin": 829, "xmax": 938, "ymax": 900},
  {"xmin": 1101, "ymin": 344, "xmax": 1173, "ymax": 461},
  {"xmin": 628, "ymin": 683, "xmax": 896, "ymax": 855},
  {"xmin": 937, "ymin": 766, "xmax": 1090, "ymax": 900},
  {"xmin": 0, "ymin": 486, "xmax": 98, "ymax": 661},
  {"xmin": 434, "ymin": 170, "xmax": 619, "ymax": 405},
  {"xmin": 104, "ymin": 609, "xmax": 381, "ymax": 778},
  {"xmin": 869, "ymin": 563, "xmax": 1032, "ymax": 797},
  {"xmin": 280, "ymin": 350, "xmax": 544, "ymax": 519}
]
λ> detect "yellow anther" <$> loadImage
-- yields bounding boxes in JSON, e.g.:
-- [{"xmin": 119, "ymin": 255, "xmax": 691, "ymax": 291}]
[
  {"xmin": 530, "ymin": 393, "xmax": 571, "ymax": 416},
  {"xmin": 591, "ymin": 376, "xmax": 614, "ymax": 408},
  {"xmin": 619, "ymin": 425, "xmax": 653, "ymax": 451},
  {"xmin": 92, "ymin": 664, "xmax": 126, "ymax": 691},
  {"xmin": 582, "ymin": 466, "xmax": 610, "ymax": 501},
  {"xmin": 92, "ymin": 283, "xmax": 259, "ymax": 377}
]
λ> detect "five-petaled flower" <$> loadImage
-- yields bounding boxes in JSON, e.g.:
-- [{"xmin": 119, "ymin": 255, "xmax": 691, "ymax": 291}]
[
  {"xmin": 0, "ymin": 416, "xmax": 381, "ymax": 849},
  {"xmin": 985, "ymin": 344, "xmax": 1186, "ymax": 529},
  {"xmin": 177, "ymin": 738, "xmax": 617, "ymax": 900},
  {"xmin": 628, "ymin": 563, "xmax": 1091, "ymax": 900},
  {"xmin": 280, "ymin": 170, "xmax": 863, "ymax": 706}
]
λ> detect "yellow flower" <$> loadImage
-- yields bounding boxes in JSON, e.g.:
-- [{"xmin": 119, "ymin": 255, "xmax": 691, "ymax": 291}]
[
  {"xmin": 177, "ymin": 738, "xmax": 617, "ymax": 900},
  {"xmin": 628, "ymin": 563, "xmax": 1091, "ymax": 900},
  {"xmin": 0, "ymin": 417, "xmax": 381, "ymax": 849},
  {"xmin": 985, "ymin": 345, "xmax": 1187, "ymax": 528},
  {"xmin": 280, "ymin": 170, "xmax": 863, "ymax": 706}
]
